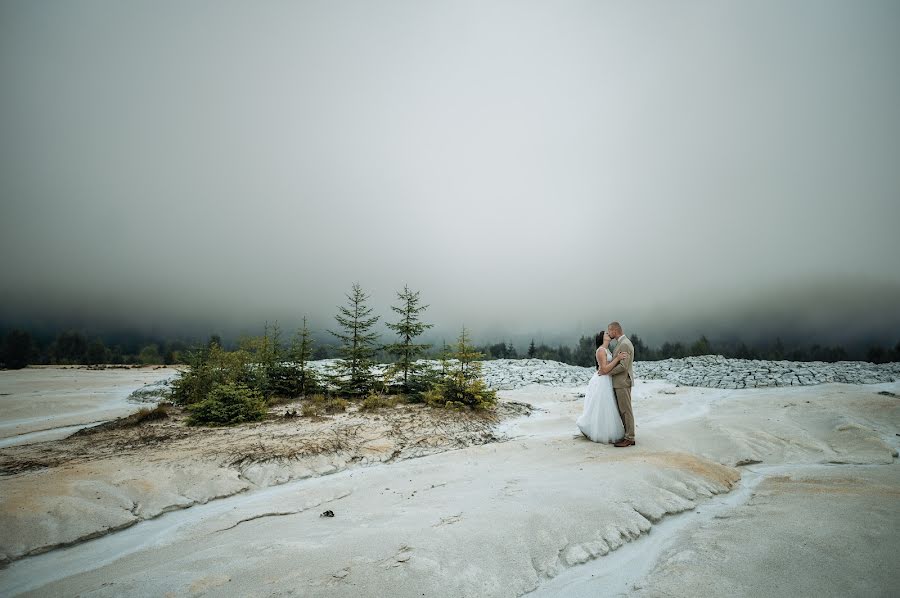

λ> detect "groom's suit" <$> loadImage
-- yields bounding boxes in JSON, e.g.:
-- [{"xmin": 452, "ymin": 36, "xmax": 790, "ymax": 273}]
[{"xmin": 609, "ymin": 335, "xmax": 635, "ymax": 441}]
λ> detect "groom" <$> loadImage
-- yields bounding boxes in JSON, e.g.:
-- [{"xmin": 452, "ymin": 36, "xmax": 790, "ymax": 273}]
[{"xmin": 607, "ymin": 321, "xmax": 636, "ymax": 447}]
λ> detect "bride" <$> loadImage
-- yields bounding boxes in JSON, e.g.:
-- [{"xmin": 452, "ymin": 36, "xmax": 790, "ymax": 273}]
[{"xmin": 577, "ymin": 331, "xmax": 626, "ymax": 443}]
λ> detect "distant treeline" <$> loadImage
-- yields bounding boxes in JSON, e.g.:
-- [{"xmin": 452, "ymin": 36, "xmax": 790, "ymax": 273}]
[
  {"xmin": 1, "ymin": 327, "xmax": 899, "ymax": 370},
  {"xmin": 479, "ymin": 335, "xmax": 900, "ymax": 366},
  {"xmin": 0, "ymin": 328, "xmax": 191, "ymax": 369}
]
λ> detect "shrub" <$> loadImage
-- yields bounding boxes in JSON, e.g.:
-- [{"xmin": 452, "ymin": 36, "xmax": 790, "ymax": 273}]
[
  {"xmin": 421, "ymin": 388, "xmax": 445, "ymax": 408},
  {"xmin": 187, "ymin": 382, "xmax": 267, "ymax": 426},
  {"xmin": 171, "ymin": 345, "xmax": 254, "ymax": 406}
]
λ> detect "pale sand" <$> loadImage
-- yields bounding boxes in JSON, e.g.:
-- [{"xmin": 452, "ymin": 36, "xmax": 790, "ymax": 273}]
[
  {"xmin": 0, "ymin": 395, "xmax": 523, "ymax": 565},
  {"xmin": 629, "ymin": 464, "xmax": 900, "ymax": 597},
  {"xmin": 0, "ymin": 372, "xmax": 897, "ymax": 597},
  {"xmin": 0, "ymin": 366, "xmax": 178, "ymax": 444}
]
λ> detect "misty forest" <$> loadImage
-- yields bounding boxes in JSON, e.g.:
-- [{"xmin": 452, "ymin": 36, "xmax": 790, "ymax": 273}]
[{"xmin": 3, "ymin": 313, "xmax": 898, "ymax": 371}]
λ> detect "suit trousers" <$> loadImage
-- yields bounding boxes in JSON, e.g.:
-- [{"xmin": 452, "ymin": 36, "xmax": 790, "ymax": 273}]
[{"xmin": 613, "ymin": 386, "xmax": 635, "ymax": 440}]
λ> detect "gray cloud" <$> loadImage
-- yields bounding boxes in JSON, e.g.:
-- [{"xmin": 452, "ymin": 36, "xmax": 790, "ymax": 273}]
[{"xmin": 2, "ymin": 1, "xmax": 899, "ymax": 345}]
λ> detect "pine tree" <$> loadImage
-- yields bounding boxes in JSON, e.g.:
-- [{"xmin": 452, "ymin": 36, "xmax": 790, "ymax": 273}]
[
  {"xmin": 290, "ymin": 316, "xmax": 318, "ymax": 395},
  {"xmin": 241, "ymin": 320, "xmax": 282, "ymax": 400},
  {"xmin": 385, "ymin": 285, "xmax": 434, "ymax": 395},
  {"xmin": 428, "ymin": 340, "xmax": 452, "ymax": 387},
  {"xmin": 328, "ymin": 283, "xmax": 380, "ymax": 397},
  {"xmin": 429, "ymin": 327, "xmax": 497, "ymax": 410},
  {"xmin": 527, "ymin": 338, "xmax": 536, "ymax": 358}
]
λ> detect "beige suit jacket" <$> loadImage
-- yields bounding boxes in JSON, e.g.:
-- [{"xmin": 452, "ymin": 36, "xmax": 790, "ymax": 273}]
[{"xmin": 609, "ymin": 335, "xmax": 635, "ymax": 389}]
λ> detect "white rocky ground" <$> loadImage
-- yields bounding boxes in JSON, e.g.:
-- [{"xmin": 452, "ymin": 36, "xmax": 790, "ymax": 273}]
[
  {"xmin": 632, "ymin": 355, "xmax": 900, "ymax": 388},
  {"xmin": 0, "ymin": 367, "xmax": 178, "ymax": 448},
  {"xmin": 311, "ymin": 356, "xmax": 900, "ymax": 390},
  {"xmin": 0, "ymin": 359, "xmax": 897, "ymax": 597}
]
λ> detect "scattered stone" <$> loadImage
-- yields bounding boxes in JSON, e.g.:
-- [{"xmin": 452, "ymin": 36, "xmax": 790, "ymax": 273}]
[
  {"xmin": 127, "ymin": 378, "xmax": 175, "ymax": 403},
  {"xmin": 300, "ymin": 357, "xmax": 900, "ymax": 392}
]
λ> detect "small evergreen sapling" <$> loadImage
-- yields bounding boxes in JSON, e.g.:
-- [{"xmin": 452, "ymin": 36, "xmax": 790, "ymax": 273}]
[
  {"xmin": 429, "ymin": 327, "xmax": 497, "ymax": 410},
  {"xmin": 289, "ymin": 316, "xmax": 320, "ymax": 395},
  {"xmin": 384, "ymin": 285, "xmax": 434, "ymax": 396},
  {"xmin": 328, "ymin": 282, "xmax": 381, "ymax": 397}
]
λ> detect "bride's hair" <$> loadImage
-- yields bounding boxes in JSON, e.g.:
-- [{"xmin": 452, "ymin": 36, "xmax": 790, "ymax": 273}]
[{"xmin": 594, "ymin": 333, "xmax": 605, "ymax": 368}]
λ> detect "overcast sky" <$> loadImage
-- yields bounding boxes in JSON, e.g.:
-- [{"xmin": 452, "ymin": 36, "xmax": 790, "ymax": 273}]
[{"xmin": 2, "ymin": 1, "xmax": 899, "ymax": 345}]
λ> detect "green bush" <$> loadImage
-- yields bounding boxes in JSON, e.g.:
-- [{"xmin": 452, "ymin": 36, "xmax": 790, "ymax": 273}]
[
  {"xmin": 266, "ymin": 363, "xmax": 322, "ymax": 401},
  {"xmin": 187, "ymin": 382, "xmax": 267, "ymax": 426},
  {"xmin": 421, "ymin": 388, "xmax": 445, "ymax": 408},
  {"xmin": 171, "ymin": 345, "xmax": 254, "ymax": 406}
]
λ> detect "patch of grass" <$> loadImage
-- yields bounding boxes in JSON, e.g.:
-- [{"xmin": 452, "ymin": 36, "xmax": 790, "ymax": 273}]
[
  {"xmin": 133, "ymin": 402, "xmax": 172, "ymax": 424},
  {"xmin": 324, "ymin": 397, "xmax": 349, "ymax": 414},
  {"xmin": 301, "ymin": 394, "xmax": 349, "ymax": 417},
  {"xmin": 360, "ymin": 393, "xmax": 399, "ymax": 411}
]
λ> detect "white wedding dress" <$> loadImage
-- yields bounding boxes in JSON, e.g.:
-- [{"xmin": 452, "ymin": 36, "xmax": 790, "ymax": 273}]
[{"xmin": 576, "ymin": 348, "xmax": 625, "ymax": 443}]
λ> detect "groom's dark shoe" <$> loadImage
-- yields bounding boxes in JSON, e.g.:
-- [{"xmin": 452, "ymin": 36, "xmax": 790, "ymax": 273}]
[{"xmin": 613, "ymin": 438, "xmax": 635, "ymax": 448}]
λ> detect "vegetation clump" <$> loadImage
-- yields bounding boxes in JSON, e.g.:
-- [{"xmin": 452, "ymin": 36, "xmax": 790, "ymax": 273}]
[
  {"xmin": 161, "ymin": 283, "xmax": 500, "ymax": 425},
  {"xmin": 171, "ymin": 342, "xmax": 254, "ymax": 406},
  {"xmin": 187, "ymin": 382, "xmax": 267, "ymax": 426},
  {"xmin": 288, "ymin": 316, "xmax": 322, "ymax": 396},
  {"xmin": 384, "ymin": 285, "xmax": 434, "ymax": 398},
  {"xmin": 360, "ymin": 392, "xmax": 399, "ymax": 411},
  {"xmin": 327, "ymin": 283, "xmax": 381, "ymax": 397},
  {"xmin": 427, "ymin": 327, "xmax": 497, "ymax": 410},
  {"xmin": 132, "ymin": 402, "xmax": 172, "ymax": 424},
  {"xmin": 301, "ymin": 394, "xmax": 348, "ymax": 417}
]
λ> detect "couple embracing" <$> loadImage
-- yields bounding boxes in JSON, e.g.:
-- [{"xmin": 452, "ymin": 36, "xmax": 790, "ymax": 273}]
[{"xmin": 576, "ymin": 321, "xmax": 636, "ymax": 447}]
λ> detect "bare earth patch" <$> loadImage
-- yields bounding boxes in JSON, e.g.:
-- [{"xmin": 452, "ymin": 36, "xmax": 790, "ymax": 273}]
[
  {"xmin": 1, "ymin": 367, "xmax": 897, "ymax": 597},
  {"xmin": 0, "ymin": 400, "xmax": 529, "ymax": 564}
]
